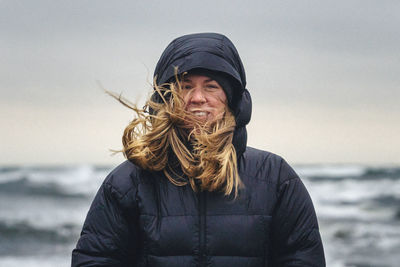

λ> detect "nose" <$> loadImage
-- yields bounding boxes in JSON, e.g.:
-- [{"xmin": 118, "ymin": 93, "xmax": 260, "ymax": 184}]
[{"xmin": 187, "ymin": 87, "xmax": 206, "ymax": 104}]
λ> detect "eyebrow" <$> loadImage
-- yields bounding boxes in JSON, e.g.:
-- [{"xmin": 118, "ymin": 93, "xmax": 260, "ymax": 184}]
[{"xmin": 182, "ymin": 77, "xmax": 215, "ymax": 83}]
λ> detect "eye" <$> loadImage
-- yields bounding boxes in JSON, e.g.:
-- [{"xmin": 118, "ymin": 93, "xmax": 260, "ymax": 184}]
[
  {"xmin": 205, "ymin": 83, "xmax": 220, "ymax": 90},
  {"xmin": 181, "ymin": 82, "xmax": 192, "ymax": 90}
]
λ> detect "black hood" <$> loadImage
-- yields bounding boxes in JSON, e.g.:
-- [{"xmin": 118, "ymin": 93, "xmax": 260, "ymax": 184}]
[{"xmin": 153, "ymin": 33, "xmax": 252, "ymax": 157}]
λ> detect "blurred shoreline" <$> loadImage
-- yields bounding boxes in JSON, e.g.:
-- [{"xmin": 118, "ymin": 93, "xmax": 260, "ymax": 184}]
[{"xmin": 1, "ymin": 164, "xmax": 399, "ymax": 267}]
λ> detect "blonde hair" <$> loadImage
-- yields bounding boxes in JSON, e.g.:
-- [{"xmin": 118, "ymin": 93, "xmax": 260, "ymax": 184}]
[{"xmin": 109, "ymin": 75, "xmax": 241, "ymax": 197}]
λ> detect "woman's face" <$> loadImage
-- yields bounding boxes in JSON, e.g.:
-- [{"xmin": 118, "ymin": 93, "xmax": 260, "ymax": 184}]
[{"xmin": 181, "ymin": 74, "xmax": 227, "ymax": 122}]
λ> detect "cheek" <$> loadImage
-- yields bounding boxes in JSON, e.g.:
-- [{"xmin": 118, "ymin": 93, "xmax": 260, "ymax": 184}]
[
  {"xmin": 211, "ymin": 100, "xmax": 228, "ymax": 118},
  {"xmin": 218, "ymin": 91, "xmax": 227, "ymax": 104},
  {"xmin": 213, "ymin": 94, "xmax": 228, "ymax": 110},
  {"xmin": 182, "ymin": 93, "xmax": 190, "ymax": 108}
]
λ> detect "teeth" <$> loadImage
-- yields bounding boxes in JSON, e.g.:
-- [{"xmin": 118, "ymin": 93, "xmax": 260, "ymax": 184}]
[{"xmin": 192, "ymin": 111, "xmax": 207, "ymax": 117}]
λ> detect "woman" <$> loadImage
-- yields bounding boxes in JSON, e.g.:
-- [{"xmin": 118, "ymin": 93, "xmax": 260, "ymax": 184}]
[{"xmin": 72, "ymin": 33, "xmax": 325, "ymax": 267}]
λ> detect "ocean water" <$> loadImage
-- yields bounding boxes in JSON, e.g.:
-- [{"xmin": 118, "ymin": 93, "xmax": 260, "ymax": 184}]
[{"xmin": 0, "ymin": 164, "xmax": 399, "ymax": 267}]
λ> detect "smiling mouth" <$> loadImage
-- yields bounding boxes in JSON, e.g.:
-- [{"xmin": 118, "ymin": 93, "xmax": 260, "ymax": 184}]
[{"xmin": 191, "ymin": 111, "xmax": 208, "ymax": 117}]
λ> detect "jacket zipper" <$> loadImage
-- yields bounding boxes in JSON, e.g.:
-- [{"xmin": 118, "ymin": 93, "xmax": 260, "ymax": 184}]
[{"xmin": 199, "ymin": 190, "xmax": 207, "ymax": 266}]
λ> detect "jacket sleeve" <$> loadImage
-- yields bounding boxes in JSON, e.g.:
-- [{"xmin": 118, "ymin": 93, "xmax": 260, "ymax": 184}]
[
  {"xmin": 71, "ymin": 173, "xmax": 139, "ymax": 267},
  {"xmin": 270, "ymin": 160, "xmax": 325, "ymax": 267}
]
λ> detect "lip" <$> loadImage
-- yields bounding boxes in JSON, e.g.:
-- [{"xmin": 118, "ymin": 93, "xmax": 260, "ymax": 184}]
[{"xmin": 188, "ymin": 109, "xmax": 210, "ymax": 118}]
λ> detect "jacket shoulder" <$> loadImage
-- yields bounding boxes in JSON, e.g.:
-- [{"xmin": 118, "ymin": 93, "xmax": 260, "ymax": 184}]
[
  {"xmin": 102, "ymin": 160, "xmax": 141, "ymax": 206},
  {"xmin": 241, "ymin": 147, "xmax": 299, "ymax": 185}
]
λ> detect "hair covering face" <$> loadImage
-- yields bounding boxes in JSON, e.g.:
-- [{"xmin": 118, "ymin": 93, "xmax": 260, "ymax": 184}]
[{"xmin": 153, "ymin": 33, "xmax": 252, "ymax": 157}]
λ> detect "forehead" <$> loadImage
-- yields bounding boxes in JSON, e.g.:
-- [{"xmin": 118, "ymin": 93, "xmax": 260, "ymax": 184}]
[{"xmin": 182, "ymin": 74, "xmax": 216, "ymax": 82}]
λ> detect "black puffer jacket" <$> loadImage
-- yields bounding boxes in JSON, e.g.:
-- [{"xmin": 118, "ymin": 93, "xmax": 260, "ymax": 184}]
[{"xmin": 72, "ymin": 33, "xmax": 325, "ymax": 267}]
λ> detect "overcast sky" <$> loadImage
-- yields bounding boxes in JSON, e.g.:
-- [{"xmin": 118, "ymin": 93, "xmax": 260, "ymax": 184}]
[{"xmin": 1, "ymin": 0, "xmax": 399, "ymax": 165}]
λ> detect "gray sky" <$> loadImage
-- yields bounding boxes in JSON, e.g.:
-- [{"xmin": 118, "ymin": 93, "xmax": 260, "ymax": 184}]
[{"xmin": 1, "ymin": 0, "xmax": 399, "ymax": 165}]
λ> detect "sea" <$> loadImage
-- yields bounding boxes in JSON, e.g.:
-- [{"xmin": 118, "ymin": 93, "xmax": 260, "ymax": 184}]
[{"xmin": 0, "ymin": 163, "xmax": 399, "ymax": 267}]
